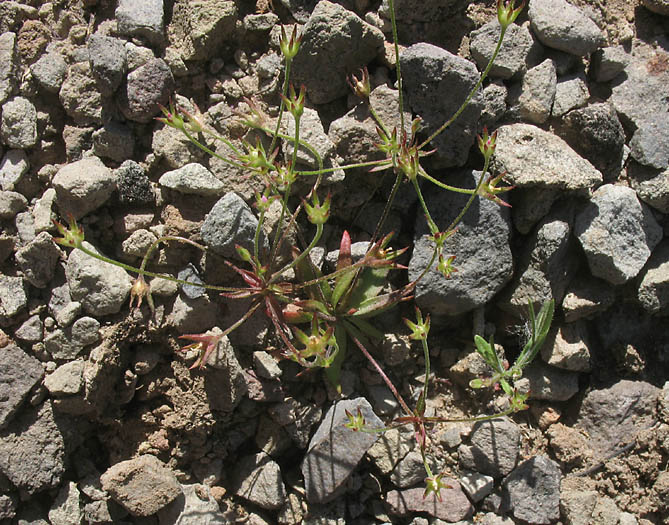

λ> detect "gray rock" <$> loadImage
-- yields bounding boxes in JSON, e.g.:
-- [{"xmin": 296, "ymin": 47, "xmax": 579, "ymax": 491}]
[
  {"xmin": 65, "ymin": 242, "xmax": 133, "ymax": 316},
  {"xmin": 390, "ymin": 450, "xmax": 430, "ymax": 488},
  {"xmin": 121, "ymin": 228, "xmax": 157, "ymax": 258},
  {"xmin": 630, "ymin": 112, "xmax": 669, "ymax": 170},
  {"xmin": 0, "ymin": 148, "xmax": 28, "ymax": 190},
  {"xmin": 152, "ymin": 122, "xmax": 207, "ymax": 169},
  {"xmin": 45, "ymin": 329, "xmax": 84, "ymax": 360},
  {"xmin": 637, "ymin": 240, "xmax": 669, "ymax": 314},
  {"xmin": 157, "ymin": 484, "xmax": 227, "ymax": 524},
  {"xmin": 71, "ymin": 316, "xmax": 101, "ymax": 347},
  {"xmin": 0, "ymin": 32, "xmax": 17, "ymax": 104},
  {"xmin": 1, "ymin": 96, "xmax": 37, "ymax": 148},
  {"xmin": 0, "ymin": 274, "xmax": 27, "ymax": 325},
  {"xmin": 234, "ymin": 453, "xmax": 287, "ymax": 509},
  {"xmin": 282, "ymin": 107, "xmax": 335, "ymax": 168},
  {"xmin": 561, "ymin": 274, "xmax": 615, "ymax": 322},
  {"xmin": 400, "ymin": 42, "xmax": 482, "ymax": 167},
  {"xmin": 116, "ymin": 160, "xmax": 154, "ymax": 205},
  {"xmin": 0, "ymin": 401, "xmax": 65, "ymax": 494},
  {"xmin": 492, "ymin": 123, "xmax": 603, "ymax": 190},
  {"xmin": 499, "ymin": 204, "xmax": 574, "ymax": 316},
  {"xmin": 0, "ymin": 189, "xmax": 26, "ymax": 218},
  {"xmin": 518, "ymin": 59, "xmax": 556, "ymax": 124},
  {"xmin": 125, "ymin": 41, "xmax": 154, "ymax": 71},
  {"xmin": 101, "ymin": 454, "xmax": 182, "ymax": 517},
  {"xmin": 575, "ymin": 380, "xmax": 659, "ymax": 456},
  {"xmin": 167, "ymin": 0, "xmax": 237, "ymax": 61},
  {"xmin": 385, "ymin": 482, "xmax": 473, "ymax": 522},
  {"xmin": 470, "ymin": 21, "xmax": 541, "ymax": 79},
  {"xmin": 52, "ymin": 157, "xmax": 116, "ymax": 219},
  {"xmin": 44, "ymin": 360, "xmax": 85, "ymax": 396},
  {"xmin": 642, "ymin": 0, "xmax": 669, "ymax": 15},
  {"xmin": 302, "ymin": 397, "xmax": 383, "ymax": 504},
  {"xmin": 366, "ymin": 426, "xmax": 413, "ymax": 475},
  {"xmin": 33, "ymin": 187, "xmax": 57, "ymax": 233},
  {"xmin": 116, "ymin": 0, "xmax": 165, "ymax": 45},
  {"xmin": 552, "ymin": 72, "xmax": 589, "ymax": 117},
  {"xmin": 0, "ymin": 343, "xmax": 43, "ymax": 428},
  {"xmin": 256, "ymin": 52, "xmax": 281, "ymax": 79},
  {"xmin": 168, "ymin": 294, "xmax": 218, "ymax": 335},
  {"xmin": 48, "ymin": 482, "xmax": 83, "ymax": 525},
  {"xmin": 177, "ymin": 263, "xmax": 205, "ymax": 299},
  {"xmin": 528, "ymin": 0, "xmax": 605, "ymax": 56},
  {"xmin": 59, "ymin": 62, "xmax": 103, "ymax": 124},
  {"xmin": 31, "ymin": 52, "xmax": 67, "ymax": 93},
  {"xmin": 541, "ymin": 321, "xmax": 592, "ymax": 372},
  {"xmin": 460, "ymin": 418, "xmax": 520, "ymax": 478},
  {"xmin": 119, "ymin": 58, "xmax": 174, "ymax": 123},
  {"xmin": 253, "ymin": 350, "xmax": 282, "ymax": 379},
  {"xmin": 292, "ymin": 1, "xmax": 384, "ymax": 104},
  {"xmin": 574, "ymin": 184, "xmax": 662, "ymax": 285},
  {"xmin": 590, "ymin": 45, "xmax": 628, "ymax": 82},
  {"xmin": 610, "ymin": 50, "xmax": 669, "ymax": 130},
  {"xmin": 92, "ymin": 121, "xmax": 135, "ymax": 163},
  {"xmin": 0, "ymin": 493, "xmax": 17, "ymax": 520},
  {"xmin": 630, "ymin": 164, "xmax": 669, "ymax": 214},
  {"xmin": 159, "ymin": 163, "xmax": 225, "ymax": 196},
  {"xmin": 14, "ymin": 314, "xmax": 43, "ymax": 342},
  {"xmin": 329, "ymin": 85, "xmax": 410, "ymax": 164},
  {"xmin": 559, "ymin": 103, "xmax": 625, "ymax": 180},
  {"xmin": 15, "ymin": 231, "xmax": 61, "ymax": 288},
  {"xmin": 201, "ymin": 192, "xmax": 266, "ymax": 259},
  {"xmin": 88, "ymin": 34, "xmax": 126, "ymax": 95},
  {"xmin": 460, "ymin": 471, "xmax": 494, "ymax": 502},
  {"xmin": 502, "ymin": 456, "xmax": 561, "ymax": 524},
  {"xmin": 408, "ymin": 170, "xmax": 513, "ymax": 316},
  {"xmin": 518, "ymin": 360, "xmax": 579, "ymax": 401},
  {"xmin": 480, "ymin": 80, "xmax": 508, "ymax": 127},
  {"xmin": 54, "ymin": 301, "xmax": 82, "ymax": 328}
]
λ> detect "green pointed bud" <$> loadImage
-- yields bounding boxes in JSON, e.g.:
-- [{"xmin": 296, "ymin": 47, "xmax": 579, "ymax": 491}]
[{"xmin": 497, "ymin": 0, "xmax": 525, "ymax": 29}]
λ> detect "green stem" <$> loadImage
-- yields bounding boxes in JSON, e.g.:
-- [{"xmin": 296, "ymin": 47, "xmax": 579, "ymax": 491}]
[
  {"xmin": 181, "ymin": 128, "xmax": 247, "ymax": 170},
  {"xmin": 202, "ymin": 128, "xmax": 242, "ymax": 156},
  {"xmin": 297, "ymin": 159, "xmax": 386, "ymax": 176},
  {"xmin": 254, "ymin": 209, "xmax": 266, "ymax": 262},
  {"xmin": 269, "ymin": 222, "xmax": 323, "ymax": 285},
  {"xmin": 444, "ymin": 156, "xmax": 490, "ymax": 233},
  {"xmin": 420, "ymin": 169, "xmax": 476, "ymax": 195},
  {"xmin": 411, "ymin": 177, "xmax": 439, "ymax": 235},
  {"xmin": 418, "ymin": 26, "xmax": 507, "ymax": 150},
  {"xmin": 420, "ymin": 337, "xmax": 431, "ymax": 419},
  {"xmin": 370, "ymin": 172, "xmax": 402, "ymax": 244},
  {"xmin": 139, "ymin": 236, "xmax": 206, "ymax": 273},
  {"xmin": 270, "ymin": 59, "xmax": 292, "ymax": 152},
  {"xmin": 387, "ymin": 0, "xmax": 405, "ymax": 133}
]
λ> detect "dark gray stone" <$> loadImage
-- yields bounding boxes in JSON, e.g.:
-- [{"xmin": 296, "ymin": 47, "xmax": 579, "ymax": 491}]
[
  {"xmin": 234, "ymin": 453, "xmax": 286, "ymax": 509},
  {"xmin": 499, "ymin": 203, "xmax": 574, "ymax": 316},
  {"xmin": 0, "ymin": 343, "xmax": 43, "ymax": 428},
  {"xmin": 116, "ymin": 0, "xmax": 164, "ymax": 45},
  {"xmin": 0, "ymin": 401, "xmax": 65, "ymax": 494},
  {"xmin": 518, "ymin": 360, "xmax": 580, "ymax": 401},
  {"xmin": 400, "ymin": 42, "xmax": 482, "ymax": 167},
  {"xmin": 575, "ymin": 380, "xmax": 659, "ymax": 456},
  {"xmin": 177, "ymin": 263, "xmax": 205, "ymax": 300},
  {"xmin": 291, "ymin": 1, "xmax": 384, "ymax": 104},
  {"xmin": 559, "ymin": 103, "xmax": 625, "ymax": 181},
  {"xmin": 552, "ymin": 72, "xmax": 589, "ymax": 117},
  {"xmin": 385, "ymin": 483, "xmax": 473, "ymax": 522},
  {"xmin": 14, "ymin": 314, "xmax": 43, "ymax": 342},
  {"xmin": 590, "ymin": 45, "xmax": 629, "ymax": 82},
  {"xmin": 637, "ymin": 240, "xmax": 669, "ymax": 314},
  {"xmin": 528, "ymin": 0, "xmax": 605, "ymax": 56},
  {"xmin": 470, "ymin": 20, "xmax": 541, "ymax": 79},
  {"xmin": 31, "ymin": 52, "xmax": 67, "ymax": 93},
  {"xmin": 574, "ymin": 184, "xmax": 662, "ymax": 285},
  {"xmin": 119, "ymin": 58, "xmax": 174, "ymax": 123},
  {"xmin": 408, "ymin": 171, "xmax": 513, "ymax": 316},
  {"xmin": 629, "ymin": 112, "xmax": 669, "ymax": 170},
  {"xmin": 92, "ymin": 121, "xmax": 135, "ymax": 163},
  {"xmin": 201, "ymin": 192, "xmax": 266, "ymax": 259},
  {"xmin": 630, "ymin": 163, "xmax": 669, "ymax": 214},
  {"xmin": 15, "ymin": 231, "xmax": 61, "ymax": 288},
  {"xmin": 460, "ymin": 418, "xmax": 520, "ymax": 478},
  {"xmin": 302, "ymin": 397, "xmax": 382, "ymax": 504},
  {"xmin": 502, "ymin": 456, "xmax": 561, "ymax": 524},
  {"xmin": 88, "ymin": 34, "xmax": 127, "ymax": 95},
  {"xmin": 116, "ymin": 160, "xmax": 154, "ymax": 205}
]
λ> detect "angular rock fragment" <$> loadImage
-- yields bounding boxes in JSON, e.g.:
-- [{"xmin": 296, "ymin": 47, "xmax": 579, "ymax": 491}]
[
  {"xmin": 101, "ymin": 455, "xmax": 182, "ymax": 516},
  {"xmin": 386, "ymin": 482, "xmax": 473, "ymax": 522},
  {"xmin": 116, "ymin": 0, "xmax": 165, "ymax": 45},
  {"xmin": 638, "ymin": 240, "xmax": 669, "ymax": 314},
  {"xmin": 302, "ymin": 397, "xmax": 382, "ymax": 503},
  {"xmin": 502, "ymin": 456, "xmax": 561, "ymax": 524},
  {"xmin": 234, "ymin": 453, "xmax": 286, "ymax": 509},
  {"xmin": 119, "ymin": 58, "xmax": 174, "ymax": 123},
  {"xmin": 0, "ymin": 343, "xmax": 43, "ymax": 428}
]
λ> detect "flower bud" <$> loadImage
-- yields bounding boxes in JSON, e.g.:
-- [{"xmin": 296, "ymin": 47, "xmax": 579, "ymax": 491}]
[
  {"xmin": 497, "ymin": 0, "xmax": 525, "ymax": 29},
  {"xmin": 347, "ymin": 67, "xmax": 371, "ymax": 99},
  {"xmin": 280, "ymin": 25, "xmax": 302, "ymax": 60},
  {"xmin": 477, "ymin": 126, "xmax": 498, "ymax": 161}
]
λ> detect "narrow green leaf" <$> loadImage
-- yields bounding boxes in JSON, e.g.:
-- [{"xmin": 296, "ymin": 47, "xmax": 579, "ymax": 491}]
[
  {"xmin": 332, "ymin": 267, "xmax": 356, "ymax": 310},
  {"xmin": 347, "ymin": 267, "xmax": 389, "ymax": 308}
]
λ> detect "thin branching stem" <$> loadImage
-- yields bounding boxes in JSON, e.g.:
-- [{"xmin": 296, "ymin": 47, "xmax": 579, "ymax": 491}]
[{"xmin": 270, "ymin": 59, "xmax": 292, "ymax": 152}]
